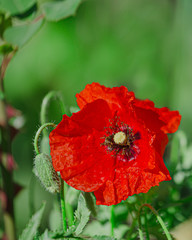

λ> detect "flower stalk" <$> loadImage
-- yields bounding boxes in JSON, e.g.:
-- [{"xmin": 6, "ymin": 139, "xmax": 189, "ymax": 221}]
[
  {"xmin": 138, "ymin": 203, "xmax": 173, "ymax": 240},
  {"xmin": 60, "ymin": 178, "xmax": 67, "ymax": 232},
  {"xmin": 110, "ymin": 205, "xmax": 115, "ymax": 237},
  {"xmin": 34, "ymin": 122, "xmax": 56, "ymax": 155},
  {"xmin": 36, "ymin": 92, "xmax": 70, "ymax": 232}
]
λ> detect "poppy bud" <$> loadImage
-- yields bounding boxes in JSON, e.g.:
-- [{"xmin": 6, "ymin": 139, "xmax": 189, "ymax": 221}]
[{"xmin": 34, "ymin": 153, "xmax": 60, "ymax": 193}]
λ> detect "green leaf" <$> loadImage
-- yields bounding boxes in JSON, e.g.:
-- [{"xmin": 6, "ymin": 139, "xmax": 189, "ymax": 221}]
[
  {"xmin": 4, "ymin": 19, "xmax": 43, "ymax": 48},
  {"xmin": 84, "ymin": 192, "xmax": 97, "ymax": 217},
  {"xmin": 0, "ymin": 43, "xmax": 14, "ymax": 54},
  {"xmin": 0, "ymin": 15, "xmax": 12, "ymax": 36},
  {"xmin": 74, "ymin": 193, "xmax": 90, "ymax": 236},
  {"xmin": 48, "ymin": 227, "xmax": 77, "ymax": 239},
  {"xmin": 83, "ymin": 221, "xmax": 111, "ymax": 237},
  {"xmin": 49, "ymin": 230, "xmax": 65, "ymax": 239},
  {"xmin": 0, "ymin": 0, "xmax": 36, "ymax": 15},
  {"xmin": 92, "ymin": 236, "xmax": 117, "ymax": 240},
  {"xmin": 49, "ymin": 201, "xmax": 62, "ymax": 231},
  {"xmin": 19, "ymin": 202, "xmax": 46, "ymax": 240},
  {"xmin": 66, "ymin": 186, "xmax": 79, "ymax": 205},
  {"xmin": 40, "ymin": 229, "xmax": 52, "ymax": 240},
  {"xmin": 41, "ymin": 0, "xmax": 82, "ymax": 22}
]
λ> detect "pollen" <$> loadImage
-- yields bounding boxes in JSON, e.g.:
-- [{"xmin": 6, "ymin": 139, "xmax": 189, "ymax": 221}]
[{"xmin": 113, "ymin": 131, "xmax": 126, "ymax": 145}]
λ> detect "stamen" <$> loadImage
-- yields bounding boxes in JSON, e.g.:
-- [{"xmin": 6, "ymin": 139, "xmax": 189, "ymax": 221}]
[{"xmin": 101, "ymin": 117, "xmax": 140, "ymax": 161}]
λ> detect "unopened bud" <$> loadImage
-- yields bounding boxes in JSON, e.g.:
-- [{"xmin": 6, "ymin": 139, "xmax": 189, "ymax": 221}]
[{"xmin": 34, "ymin": 153, "xmax": 60, "ymax": 193}]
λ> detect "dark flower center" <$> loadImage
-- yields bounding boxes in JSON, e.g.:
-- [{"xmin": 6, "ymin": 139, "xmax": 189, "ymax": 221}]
[{"xmin": 101, "ymin": 117, "xmax": 140, "ymax": 161}]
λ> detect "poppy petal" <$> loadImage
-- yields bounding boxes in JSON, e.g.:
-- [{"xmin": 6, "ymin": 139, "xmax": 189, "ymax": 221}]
[
  {"xmin": 134, "ymin": 99, "xmax": 181, "ymax": 134},
  {"xmin": 76, "ymin": 82, "xmax": 135, "ymax": 111},
  {"xmin": 49, "ymin": 99, "xmax": 114, "ymax": 192},
  {"xmin": 94, "ymin": 152, "xmax": 171, "ymax": 205}
]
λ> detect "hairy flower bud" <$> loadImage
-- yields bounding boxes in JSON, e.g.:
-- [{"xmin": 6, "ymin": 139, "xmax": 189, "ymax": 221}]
[{"xmin": 34, "ymin": 153, "xmax": 60, "ymax": 193}]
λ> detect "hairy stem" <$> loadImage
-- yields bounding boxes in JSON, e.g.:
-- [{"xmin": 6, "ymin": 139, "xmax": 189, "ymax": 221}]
[
  {"xmin": 34, "ymin": 122, "xmax": 56, "ymax": 155},
  {"xmin": 138, "ymin": 203, "xmax": 173, "ymax": 240},
  {"xmin": 144, "ymin": 209, "xmax": 150, "ymax": 240}
]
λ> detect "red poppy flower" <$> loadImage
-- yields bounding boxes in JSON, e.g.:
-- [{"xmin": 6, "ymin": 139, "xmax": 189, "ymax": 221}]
[{"xmin": 49, "ymin": 83, "xmax": 181, "ymax": 205}]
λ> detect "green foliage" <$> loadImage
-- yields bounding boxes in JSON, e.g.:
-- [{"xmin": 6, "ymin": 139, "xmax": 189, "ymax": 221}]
[
  {"xmin": 92, "ymin": 237, "xmax": 116, "ymax": 240},
  {"xmin": 0, "ymin": 14, "xmax": 11, "ymax": 37},
  {"xmin": 74, "ymin": 193, "xmax": 91, "ymax": 236},
  {"xmin": 0, "ymin": 42, "xmax": 13, "ymax": 54},
  {"xmin": 19, "ymin": 202, "xmax": 46, "ymax": 240},
  {"xmin": 0, "ymin": 0, "xmax": 83, "ymax": 57},
  {"xmin": 84, "ymin": 192, "xmax": 97, "ymax": 217},
  {"xmin": 34, "ymin": 153, "xmax": 60, "ymax": 193},
  {"xmin": 49, "ymin": 201, "xmax": 62, "ymax": 231},
  {"xmin": 3, "ymin": 19, "xmax": 43, "ymax": 48},
  {"xmin": 40, "ymin": 229, "xmax": 52, "ymax": 240},
  {"xmin": 41, "ymin": 0, "xmax": 82, "ymax": 22},
  {"xmin": 0, "ymin": 0, "xmax": 36, "ymax": 15}
]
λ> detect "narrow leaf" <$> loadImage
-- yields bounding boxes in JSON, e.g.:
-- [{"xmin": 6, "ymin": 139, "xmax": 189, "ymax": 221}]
[
  {"xmin": 19, "ymin": 202, "xmax": 46, "ymax": 240},
  {"xmin": 75, "ymin": 193, "xmax": 90, "ymax": 236},
  {"xmin": 84, "ymin": 192, "xmax": 97, "ymax": 217},
  {"xmin": 41, "ymin": 0, "xmax": 82, "ymax": 22},
  {"xmin": 4, "ymin": 19, "xmax": 43, "ymax": 48}
]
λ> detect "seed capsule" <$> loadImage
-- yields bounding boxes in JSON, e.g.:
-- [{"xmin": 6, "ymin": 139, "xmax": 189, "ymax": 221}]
[{"xmin": 113, "ymin": 131, "xmax": 127, "ymax": 145}]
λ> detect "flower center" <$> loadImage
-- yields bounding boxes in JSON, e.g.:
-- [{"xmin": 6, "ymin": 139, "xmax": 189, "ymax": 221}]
[
  {"xmin": 101, "ymin": 117, "xmax": 140, "ymax": 161},
  {"xmin": 113, "ymin": 131, "xmax": 126, "ymax": 145}
]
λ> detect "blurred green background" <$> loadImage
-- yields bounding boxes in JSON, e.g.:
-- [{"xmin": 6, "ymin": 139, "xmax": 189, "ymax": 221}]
[{"xmin": 2, "ymin": 0, "xmax": 192, "ymax": 235}]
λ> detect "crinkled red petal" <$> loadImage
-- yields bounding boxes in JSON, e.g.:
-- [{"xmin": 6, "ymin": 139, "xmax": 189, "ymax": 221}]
[
  {"xmin": 93, "ymin": 110, "xmax": 171, "ymax": 205},
  {"xmin": 49, "ymin": 99, "xmax": 115, "ymax": 192},
  {"xmin": 115, "ymin": 111, "xmax": 157, "ymax": 170},
  {"xmin": 76, "ymin": 82, "xmax": 135, "ymax": 112},
  {"xmin": 156, "ymin": 107, "xmax": 181, "ymax": 134},
  {"xmin": 134, "ymin": 99, "xmax": 181, "ymax": 134},
  {"xmin": 152, "ymin": 132, "xmax": 168, "ymax": 157},
  {"xmin": 94, "ymin": 151, "xmax": 171, "ymax": 205}
]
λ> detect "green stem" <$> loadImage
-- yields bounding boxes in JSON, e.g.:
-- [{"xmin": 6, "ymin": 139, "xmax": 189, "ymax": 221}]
[
  {"xmin": 64, "ymin": 183, "xmax": 74, "ymax": 226},
  {"xmin": 110, "ymin": 205, "xmax": 115, "ymax": 237},
  {"xmin": 60, "ymin": 179, "xmax": 67, "ymax": 232},
  {"xmin": 34, "ymin": 122, "xmax": 56, "ymax": 155},
  {"xmin": 40, "ymin": 91, "xmax": 66, "ymax": 136},
  {"xmin": 126, "ymin": 217, "xmax": 137, "ymax": 240},
  {"xmin": 138, "ymin": 203, "xmax": 173, "ymax": 240},
  {"xmin": 144, "ymin": 209, "xmax": 150, "ymax": 240},
  {"xmin": 66, "ymin": 203, "xmax": 74, "ymax": 226}
]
